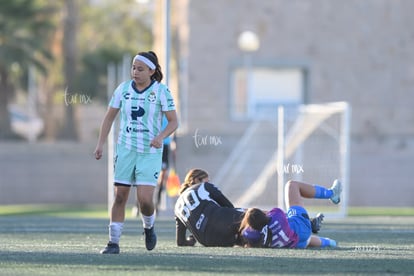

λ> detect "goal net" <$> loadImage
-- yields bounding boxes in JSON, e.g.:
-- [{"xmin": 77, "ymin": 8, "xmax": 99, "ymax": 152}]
[{"xmin": 277, "ymin": 101, "xmax": 351, "ymax": 218}]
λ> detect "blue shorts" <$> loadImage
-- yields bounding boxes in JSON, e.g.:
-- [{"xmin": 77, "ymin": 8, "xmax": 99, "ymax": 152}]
[
  {"xmin": 114, "ymin": 144, "xmax": 162, "ymax": 186},
  {"xmin": 287, "ymin": 206, "xmax": 312, "ymax": 248}
]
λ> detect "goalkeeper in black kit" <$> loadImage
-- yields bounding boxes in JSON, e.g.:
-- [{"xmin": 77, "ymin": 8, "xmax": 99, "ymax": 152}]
[
  {"xmin": 174, "ymin": 168, "xmax": 326, "ymax": 247},
  {"xmin": 174, "ymin": 169, "xmax": 245, "ymax": 247}
]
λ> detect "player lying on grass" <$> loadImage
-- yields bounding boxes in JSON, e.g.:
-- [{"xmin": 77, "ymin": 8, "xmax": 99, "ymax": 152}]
[
  {"xmin": 174, "ymin": 168, "xmax": 327, "ymax": 247},
  {"xmin": 239, "ymin": 179, "xmax": 341, "ymax": 249},
  {"xmin": 174, "ymin": 168, "xmax": 245, "ymax": 246}
]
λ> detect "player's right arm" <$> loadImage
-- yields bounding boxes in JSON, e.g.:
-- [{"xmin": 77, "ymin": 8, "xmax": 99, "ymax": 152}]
[
  {"xmin": 175, "ymin": 216, "xmax": 196, "ymax": 246},
  {"xmin": 94, "ymin": 107, "xmax": 119, "ymax": 160}
]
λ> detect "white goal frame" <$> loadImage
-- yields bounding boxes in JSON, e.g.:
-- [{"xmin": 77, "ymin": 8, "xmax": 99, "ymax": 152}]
[{"xmin": 277, "ymin": 102, "xmax": 351, "ymax": 218}]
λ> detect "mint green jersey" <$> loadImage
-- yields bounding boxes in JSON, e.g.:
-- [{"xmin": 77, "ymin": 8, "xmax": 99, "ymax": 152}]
[{"xmin": 109, "ymin": 80, "xmax": 176, "ymax": 153}]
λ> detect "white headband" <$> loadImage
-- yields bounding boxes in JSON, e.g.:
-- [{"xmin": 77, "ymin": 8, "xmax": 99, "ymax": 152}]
[{"xmin": 133, "ymin": 54, "xmax": 156, "ymax": 70}]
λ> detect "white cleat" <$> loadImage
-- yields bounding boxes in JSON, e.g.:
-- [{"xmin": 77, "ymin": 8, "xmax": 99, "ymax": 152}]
[{"xmin": 330, "ymin": 179, "xmax": 342, "ymax": 204}]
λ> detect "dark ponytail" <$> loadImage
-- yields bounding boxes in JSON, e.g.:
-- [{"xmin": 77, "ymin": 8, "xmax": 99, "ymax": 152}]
[
  {"xmin": 138, "ymin": 51, "xmax": 163, "ymax": 82},
  {"xmin": 239, "ymin": 208, "xmax": 269, "ymax": 233}
]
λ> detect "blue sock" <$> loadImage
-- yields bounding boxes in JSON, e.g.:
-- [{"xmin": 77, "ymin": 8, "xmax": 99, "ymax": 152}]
[
  {"xmin": 320, "ymin": 237, "xmax": 337, "ymax": 248},
  {"xmin": 314, "ymin": 185, "xmax": 333, "ymax": 199}
]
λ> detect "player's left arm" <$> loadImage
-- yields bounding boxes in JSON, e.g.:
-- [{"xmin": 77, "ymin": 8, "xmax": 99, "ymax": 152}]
[
  {"xmin": 151, "ymin": 110, "xmax": 178, "ymax": 149},
  {"xmin": 162, "ymin": 110, "xmax": 178, "ymax": 139},
  {"xmin": 159, "ymin": 86, "xmax": 178, "ymax": 139},
  {"xmin": 205, "ymin": 183, "xmax": 235, "ymax": 208}
]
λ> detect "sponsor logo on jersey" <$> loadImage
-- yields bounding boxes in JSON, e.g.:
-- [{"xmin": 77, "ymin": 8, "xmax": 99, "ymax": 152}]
[
  {"xmin": 131, "ymin": 106, "xmax": 145, "ymax": 120},
  {"xmin": 196, "ymin": 213, "xmax": 205, "ymax": 230}
]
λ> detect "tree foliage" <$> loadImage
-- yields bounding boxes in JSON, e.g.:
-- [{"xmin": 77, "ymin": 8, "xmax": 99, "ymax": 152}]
[
  {"xmin": 0, "ymin": 0, "xmax": 56, "ymax": 73},
  {"xmin": 0, "ymin": 0, "xmax": 153, "ymax": 140},
  {"xmin": 76, "ymin": 0, "xmax": 153, "ymax": 102},
  {"xmin": 0, "ymin": 0, "xmax": 57, "ymax": 139}
]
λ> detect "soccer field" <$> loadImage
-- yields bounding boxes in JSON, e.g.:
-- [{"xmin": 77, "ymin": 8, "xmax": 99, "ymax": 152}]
[{"xmin": 0, "ymin": 207, "xmax": 413, "ymax": 275}]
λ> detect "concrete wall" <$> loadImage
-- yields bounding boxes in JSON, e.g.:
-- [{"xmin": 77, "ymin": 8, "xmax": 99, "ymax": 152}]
[
  {"xmin": 173, "ymin": 0, "xmax": 414, "ymax": 207},
  {"xmin": 179, "ymin": 0, "xmax": 414, "ymax": 135},
  {"xmin": 0, "ymin": 142, "xmax": 107, "ymax": 205},
  {"xmin": 1, "ymin": 0, "xmax": 413, "ymax": 208}
]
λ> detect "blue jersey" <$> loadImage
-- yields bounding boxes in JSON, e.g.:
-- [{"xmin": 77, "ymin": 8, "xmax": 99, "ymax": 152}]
[
  {"xmin": 242, "ymin": 208, "xmax": 299, "ymax": 248},
  {"xmin": 109, "ymin": 80, "xmax": 175, "ymax": 153}
]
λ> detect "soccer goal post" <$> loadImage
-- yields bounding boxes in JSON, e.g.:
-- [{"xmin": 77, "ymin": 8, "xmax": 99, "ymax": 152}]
[{"xmin": 277, "ymin": 101, "xmax": 351, "ymax": 218}]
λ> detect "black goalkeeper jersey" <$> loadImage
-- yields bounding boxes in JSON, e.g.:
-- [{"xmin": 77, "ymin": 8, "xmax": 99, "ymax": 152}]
[{"xmin": 175, "ymin": 182, "xmax": 244, "ymax": 247}]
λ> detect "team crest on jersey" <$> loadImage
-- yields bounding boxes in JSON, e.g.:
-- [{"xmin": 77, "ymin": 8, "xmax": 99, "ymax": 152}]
[{"xmin": 148, "ymin": 91, "xmax": 157, "ymax": 103}]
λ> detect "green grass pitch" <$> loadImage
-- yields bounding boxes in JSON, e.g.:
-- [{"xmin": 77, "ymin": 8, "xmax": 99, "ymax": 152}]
[{"xmin": 0, "ymin": 205, "xmax": 413, "ymax": 275}]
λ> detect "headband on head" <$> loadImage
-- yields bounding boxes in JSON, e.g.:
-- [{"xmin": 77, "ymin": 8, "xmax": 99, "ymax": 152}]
[{"xmin": 133, "ymin": 54, "xmax": 156, "ymax": 70}]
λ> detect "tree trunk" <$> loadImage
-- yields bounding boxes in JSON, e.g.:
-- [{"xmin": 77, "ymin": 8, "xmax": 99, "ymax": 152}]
[
  {"xmin": 59, "ymin": 0, "xmax": 79, "ymax": 140},
  {"xmin": 0, "ymin": 69, "xmax": 15, "ymax": 140}
]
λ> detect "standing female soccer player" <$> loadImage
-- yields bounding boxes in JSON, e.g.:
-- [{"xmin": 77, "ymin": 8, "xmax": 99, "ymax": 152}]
[
  {"xmin": 175, "ymin": 169, "xmax": 245, "ymax": 247},
  {"xmin": 239, "ymin": 179, "xmax": 341, "ymax": 249},
  {"xmin": 94, "ymin": 51, "xmax": 178, "ymax": 253}
]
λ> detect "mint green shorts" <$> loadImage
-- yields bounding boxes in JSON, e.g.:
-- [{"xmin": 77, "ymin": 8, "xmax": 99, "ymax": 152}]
[{"xmin": 113, "ymin": 145, "xmax": 162, "ymax": 186}]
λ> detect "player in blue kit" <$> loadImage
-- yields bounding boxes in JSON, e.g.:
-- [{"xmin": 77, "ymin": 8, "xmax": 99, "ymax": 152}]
[
  {"xmin": 175, "ymin": 169, "xmax": 245, "ymax": 247},
  {"xmin": 94, "ymin": 51, "xmax": 178, "ymax": 253},
  {"xmin": 240, "ymin": 179, "xmax": 341, "ymax": 249}
]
